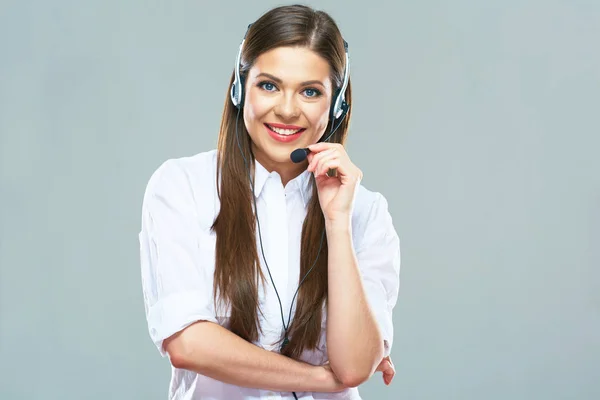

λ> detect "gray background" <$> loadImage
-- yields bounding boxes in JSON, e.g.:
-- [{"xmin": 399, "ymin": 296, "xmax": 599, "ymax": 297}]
[{"xmin": 1, "ymin": 0, "xmax": 599, "ymax": 399}]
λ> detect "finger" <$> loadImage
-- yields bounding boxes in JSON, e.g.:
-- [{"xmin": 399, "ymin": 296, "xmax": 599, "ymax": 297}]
[
  {"xmin": 375, "ymin": 357, "xmax": 393, "ymax": 378},
  {"xmin": 376, "ymin": 358, "xmax": 393, "ymax": 372},
  {"xmin": 383, "ymin": 363, "xmax": 395, "ymax": 377},
  {"xmin": 315, "ymin": 157, "xmax": 341, "ymax": 178},
  {"xmin": 306, "ymin": 146, "xmax": 335, "ymax": 166},
  {"xmin": 308, "ymin": 149, "xmax": 335, "ymax": 172},
  {"xmin": 382, "ymin": 362, "xmax": 395, "ymax": 385},
  {"xmin": 317, "ymin": 154, "xmax": 355, "ymax": 181},
  {"xmin": 314, "ymin": 151, "xmax": 339, "ymax": 176},
  {"xmin": 308, "ymin": 142, "xmax": 342, "ymax": 154},
  {"xmin": 307, "ymin": 149, "xmax": 327, "ymax": 172},
  {"xmin": 384, "ymin": 372, "xmax": 393, "ymax": 386},
  {"xmin": 381, "ymin": 370, "xmax": 393, "ymax": 385},
  {"xmin": 385, "ymin": 370, "xmax": 395, "ymax": 385},
  {"xmin": 377, "ymin": 359, "xmax": 392, "ymax": 373}
]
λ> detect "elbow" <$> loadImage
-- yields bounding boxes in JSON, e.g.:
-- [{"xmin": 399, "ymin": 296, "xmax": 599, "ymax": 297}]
[
  {"xmin": 164, "ymin": 330, "xmax": 200, "ymax": 370},
  {"xmin": 333, "ymin": 345, "xmax": 384, "ymax": 388},
  {"xmin": 166, "ymin": 321, "xmax": 217, "ymax": 371},
  {"xmin": 338, "ymin": 369, "xmax": 372, "ymax": 388},
  {"xmin": 333, "ymin": 362, "xmax": 376, "ymax": 388},
  {"xmin": 169, "ymin": 348, "xmax": 190, "ymax": 370},
  {"xmin": 164, "ymin": 336, "xmax": 189, "ymax": 369}
]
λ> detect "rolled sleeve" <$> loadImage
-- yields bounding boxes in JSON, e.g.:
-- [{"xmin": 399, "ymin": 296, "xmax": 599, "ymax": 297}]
[
  {"xmin": 355, "ymin": 192, "xmax": 401, "ymax": 357},
  {"xmin": 138, "ymin": 160, "xmax": 217, "ymax": 357}
]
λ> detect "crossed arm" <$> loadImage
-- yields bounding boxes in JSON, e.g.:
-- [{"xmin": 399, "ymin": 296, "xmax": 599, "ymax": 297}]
[{"xmin": 162, "ymin": 220, "xmax": 395, "ymax": 391}]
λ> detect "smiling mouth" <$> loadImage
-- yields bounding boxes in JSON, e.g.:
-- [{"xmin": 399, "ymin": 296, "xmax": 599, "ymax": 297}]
[{"xmin": 264, "ymin": 123, "xmax": 306, "ymax": 136}]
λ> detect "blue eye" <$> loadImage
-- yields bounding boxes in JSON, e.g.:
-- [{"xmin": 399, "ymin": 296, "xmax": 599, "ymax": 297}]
[
  {"xmin": 258, "ymin": 81, "xmax": 277, "ymax": 92},
  {"xmin": 303, "ymin": 88, "xmax": 322, "ymax": 98}
]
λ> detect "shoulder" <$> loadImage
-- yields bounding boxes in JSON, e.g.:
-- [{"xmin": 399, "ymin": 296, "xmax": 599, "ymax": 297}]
[
  {"xmin": 352, "ymin": 183, "xmax": 391, "ymax": 222},
  {"xmin": 141, "ymin": 149, "xmax": 219, "ymax": 227},
  {"xmin": 351, "ymin": 183, "xmax": 397, "ymax": 247},
  {"xmin": 144, "ymin": 149, "xmax": 218, "ymax": 194}
]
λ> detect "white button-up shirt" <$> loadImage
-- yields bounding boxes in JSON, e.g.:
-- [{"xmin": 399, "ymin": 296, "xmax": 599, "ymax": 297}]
[{"xmin": 138, "ymin": 149, "xmax": 400, "ymax": 400}]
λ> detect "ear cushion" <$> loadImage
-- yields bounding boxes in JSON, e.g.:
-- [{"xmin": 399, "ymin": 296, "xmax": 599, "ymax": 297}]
[
  {"xmin": 231, "ymin": 75, "xmax": 246, "ymax": 109},
  {"xmin": 238, "ymin": 75, "xmax": 246, "ymax": 108},
  {"xmin": 230, "ymin": 82, "xmax": 238, "ymax": 107},
  {"xmin": 330, "ymin": 88, "xmax": 341, "ymax": 121}
]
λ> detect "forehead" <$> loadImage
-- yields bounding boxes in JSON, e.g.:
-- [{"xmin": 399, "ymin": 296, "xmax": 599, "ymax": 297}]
[{"xmin": 249, "ymin": 46, "xmax": 332, "ymax": 85}]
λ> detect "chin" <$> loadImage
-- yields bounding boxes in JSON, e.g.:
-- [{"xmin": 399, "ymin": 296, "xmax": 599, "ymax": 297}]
[{"xmin": 264, "ymin": 146, "xmax": 297, "ymax": 164}]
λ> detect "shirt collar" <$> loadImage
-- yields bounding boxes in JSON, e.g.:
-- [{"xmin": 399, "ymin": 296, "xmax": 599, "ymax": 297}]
[{"xmin": 253, "ymin": 158, "xmax": 312, "ymax": 207}]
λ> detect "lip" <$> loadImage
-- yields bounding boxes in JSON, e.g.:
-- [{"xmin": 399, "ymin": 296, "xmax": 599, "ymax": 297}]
[
  {"xmin": 264, "ymin": 123, "xmax": 306, "ymax": 143},
  {"xmin": 266, "ymin": 122, "xmax": 305, "ymax": 130}
]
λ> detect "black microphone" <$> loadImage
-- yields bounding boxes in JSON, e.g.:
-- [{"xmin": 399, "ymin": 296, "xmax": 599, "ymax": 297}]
[
  {"xmin": 290, "ymin": 148, "xmax": 309, "ymax": 163},
  {"xmin": 289, "ymin": 106, "xmax": 348, "ymax": 163}
]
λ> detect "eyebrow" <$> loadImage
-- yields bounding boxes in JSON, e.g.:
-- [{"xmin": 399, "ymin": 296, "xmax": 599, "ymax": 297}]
[{"xmin": 256, "ymin": 72, "xmax": 325, "ymax": 88}]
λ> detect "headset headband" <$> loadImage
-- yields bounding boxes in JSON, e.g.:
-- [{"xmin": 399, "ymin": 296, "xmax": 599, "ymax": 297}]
[{"xmin": 230, "ymin": 23, "xmax": 349, "ymax": 121}]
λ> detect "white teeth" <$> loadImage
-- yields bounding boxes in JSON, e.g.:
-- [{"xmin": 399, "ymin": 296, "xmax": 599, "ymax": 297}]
[{"xmin": 269, "ymin": 125, "xmax": 302, "ymax": 136}]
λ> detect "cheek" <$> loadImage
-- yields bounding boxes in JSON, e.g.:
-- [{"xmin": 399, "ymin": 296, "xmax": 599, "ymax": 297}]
[
  {"xmin": 244, "ymin": 89, "xmax": 271, "ymax": 124},
  {"xmin": 306, "ymin": 102, "xmax": 331, "ymax": 131}
]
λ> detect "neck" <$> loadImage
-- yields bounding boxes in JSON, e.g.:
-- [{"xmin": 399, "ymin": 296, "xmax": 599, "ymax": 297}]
[{"xmin": 253, "ymin": 149, "xmax": 308, "ymax": 187}]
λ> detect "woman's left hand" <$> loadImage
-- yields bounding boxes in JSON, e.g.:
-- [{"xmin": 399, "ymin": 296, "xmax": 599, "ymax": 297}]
[
  {"xmin": 375, "ymin": 355, "xmax": 395, "ymax": 386},
  {"xmin": 306, "ymin": 143, "xmax": 363, "ymax": 223}
]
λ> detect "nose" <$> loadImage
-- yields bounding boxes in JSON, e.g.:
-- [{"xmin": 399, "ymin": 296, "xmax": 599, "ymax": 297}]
[{"xmin": 274, "ymin": 93, "xmax": 300, "ymax": 120}]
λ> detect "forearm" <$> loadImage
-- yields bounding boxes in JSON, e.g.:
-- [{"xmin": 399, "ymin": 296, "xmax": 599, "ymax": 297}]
[
  {"xmin": 165, "ymin": 320, "xmax": 340, "ymax": 393},
  {"xmin": 325, "ymin": 220, "xmax": 384, "ymax": 386}
]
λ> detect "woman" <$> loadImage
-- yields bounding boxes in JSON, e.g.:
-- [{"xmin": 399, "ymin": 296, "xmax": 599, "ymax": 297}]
[{"xmin": 139, "ymin": 5, "xmax": 400, "ymax": 400}]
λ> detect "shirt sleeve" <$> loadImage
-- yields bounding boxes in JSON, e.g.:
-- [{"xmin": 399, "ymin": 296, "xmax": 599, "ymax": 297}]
[
  {"xmin": 138, "ymin": 159, "xmax": 218, "ymax": 357},
  {"xmin": 355, "ymin": 192, "xmax": 401, "ymax": 358}
]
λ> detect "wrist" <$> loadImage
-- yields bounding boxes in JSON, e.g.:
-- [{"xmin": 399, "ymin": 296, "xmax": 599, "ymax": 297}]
[
  {"xmin": 311, "ymin": 365, "xmax": 345, "ymax": 393},
  {"xmin": 324, "ymin": 216, "xmax": 351, "ymax": 233},
  {"xmin": 310, "ymin": 365, "xmax": 329, "ymax": 391}
]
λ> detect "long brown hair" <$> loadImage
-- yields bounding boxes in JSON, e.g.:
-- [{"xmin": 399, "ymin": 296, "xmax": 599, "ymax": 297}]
[{"xmin": 211, "ymin": 4, "xmax": 353, "ymax": 359}]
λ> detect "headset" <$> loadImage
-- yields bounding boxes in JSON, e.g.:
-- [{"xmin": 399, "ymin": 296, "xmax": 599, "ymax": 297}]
[
  {"xmin": 230, "ymin": 23, "xmax": 350, "ymax": 399},
  {"xmin": 231, "ymin": 24, "xmax": 350, "ymax": 162}
]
